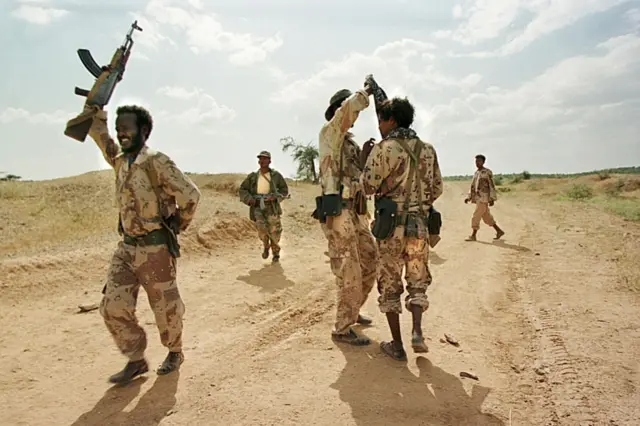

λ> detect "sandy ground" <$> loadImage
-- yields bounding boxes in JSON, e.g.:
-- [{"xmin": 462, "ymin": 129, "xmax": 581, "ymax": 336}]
[{"xmin": 0, "ymin": 176, "xmax": 639, "ymax": 426}]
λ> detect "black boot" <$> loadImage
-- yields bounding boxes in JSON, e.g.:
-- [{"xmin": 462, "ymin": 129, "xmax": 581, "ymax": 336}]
[
  {"xmin": 108, "ymin": 359, "xmax": 149, "ymax": 385},
  {"xmin": 157, "ymin": 351, "xmax": 184, "ymax": 375}
]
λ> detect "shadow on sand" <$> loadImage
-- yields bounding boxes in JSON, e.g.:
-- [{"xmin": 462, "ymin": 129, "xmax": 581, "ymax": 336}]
[
  {"xmin": 331, "ymin": 346, "xmax": 505, "ymax": 426},
  {"xmin": 473, "ymin": 239, "xmax": 531, "ymax": 252},
  {"xmin": 429, "ymin": 251, "xmax": 447, "ymax": 265},
  {"xmin": 71, "ymin": 371, "xmax": 179, "ymax": 426},
  {"xmin": 236, "ymin": 263, "xmax": 296, "ymax": 293}
]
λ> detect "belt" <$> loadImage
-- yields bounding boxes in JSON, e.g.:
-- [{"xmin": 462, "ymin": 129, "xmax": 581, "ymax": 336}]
[
  {"xmin": 341, "ymin": 198, "xmax": 355, "ymax": 209},
  {"xmin": 123, "ymin": 228, "xmax": 169, "ymax": 246}
]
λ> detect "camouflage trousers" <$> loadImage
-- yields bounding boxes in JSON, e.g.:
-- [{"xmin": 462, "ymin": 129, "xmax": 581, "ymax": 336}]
[
  {"xmin": 471, "ymin": 201, "xmax": 496, "ymax": 230},
  {"xmin": 255, "ymin": 210, "xmax": 283, "ymax": 255},
  {"xmin": 100, "ymin": 241, "xmax": 185, "ymax": 361},
  {"xmin": 322, "ymin": 208, "xmax": 379, "ymax": 334},
  {"xmin": 377, "ymin": 226, "xmax": 432, "ymax": 314}
]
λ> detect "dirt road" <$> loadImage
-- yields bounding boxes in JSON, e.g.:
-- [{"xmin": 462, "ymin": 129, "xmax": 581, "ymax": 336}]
[{"xmin": 1, "ymin": 178, "xmax": 638, "ymax": 425}]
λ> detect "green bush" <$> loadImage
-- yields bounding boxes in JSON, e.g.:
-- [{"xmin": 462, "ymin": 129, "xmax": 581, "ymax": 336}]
[
  {"xmin": 521, "ymin": 170, "xmax": 531, "ymax": 180},
  {"xmin": 564, "ymin": 184, "xmax": 594, "ymax": 200}
]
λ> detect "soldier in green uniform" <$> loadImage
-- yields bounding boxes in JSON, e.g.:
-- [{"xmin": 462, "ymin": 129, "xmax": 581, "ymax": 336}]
[{"xmin": 239, "ymin": 151, "xmax": 289, "ymax": 262}]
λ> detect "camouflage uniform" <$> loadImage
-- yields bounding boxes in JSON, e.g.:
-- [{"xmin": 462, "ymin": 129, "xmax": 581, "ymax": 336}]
[
  {"xmin": 468, "ymin": 168, "xmax": 498, "ymax": 230},
  {"xmin": 239, "ymin": 156, "xmax": 289, "ymax": 258},
  {"xmin": 319, "ymin": 89, "xmax": 379, "ymax": 335},
  {"xmin": 362, "ymin": 127, "xmax": 443, "ymax": 315},
  {"xmin": 88, "ymin": 109, "xmax": 200, "ymax": 362}
]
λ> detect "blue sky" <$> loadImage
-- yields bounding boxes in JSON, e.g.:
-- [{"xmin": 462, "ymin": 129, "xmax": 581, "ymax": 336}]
[{"xmin": 1, "ymin": 0, "xmax": 639, "ymax": 180}]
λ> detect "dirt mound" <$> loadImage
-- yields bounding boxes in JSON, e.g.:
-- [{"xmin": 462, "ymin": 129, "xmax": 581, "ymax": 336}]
[
  {"xmin": 192, "ymin": 173, "xmax": 245, "ymax": 196},
  {"xmin": 182, "ymin": 213, "xmax": 257, "ymax": 252}
]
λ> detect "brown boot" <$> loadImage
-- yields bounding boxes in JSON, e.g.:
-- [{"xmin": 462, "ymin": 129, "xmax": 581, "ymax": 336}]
[
  {"xmin": 108, "ymin": 359, "xmax": 149, "ymax": 385},
  {"xmin": 157, "ymin": 351, "xmax": 184, "ymax": 375}
]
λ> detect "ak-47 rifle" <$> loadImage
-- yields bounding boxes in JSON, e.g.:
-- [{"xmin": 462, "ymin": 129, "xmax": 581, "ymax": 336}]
[
  {"xmin": 64, "ymin": 20, "xmax": 143, "ymax": 142},
  {"xmin": 254, "ymin": 193, "xmax": 290, "ymax": 210}
]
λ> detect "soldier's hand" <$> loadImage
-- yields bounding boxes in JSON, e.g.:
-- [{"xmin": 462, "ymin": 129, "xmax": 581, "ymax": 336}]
[
  {"xmin": 325, "ymin": 215, "xmax": 334, "ymax": 230},
  {"xmin": 464, "ymin": 198, "xmax": 470, "ymax": 204},
  {"xmin": 489, "ymin": 201, "xmax": 495, "ymax": 207},
  {"xmin": 360, "ymin": 138, "xmax": 376, "ymax": 168},
  {"xmin": 248, "ymin": 198, "xmax": 256, "ymax": 206},
  {"xmin": 365, "ymin": 74, "xmax": 376, "ymax": 87}
]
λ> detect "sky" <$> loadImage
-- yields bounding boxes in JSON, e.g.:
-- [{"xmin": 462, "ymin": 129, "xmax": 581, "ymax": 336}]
[{"xmin": 1, "ymin": 0, "xmax": 639, "ymax": 181}]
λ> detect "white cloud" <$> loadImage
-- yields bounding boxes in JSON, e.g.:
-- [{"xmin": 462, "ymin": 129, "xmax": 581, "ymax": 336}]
[
  {"xmin": 11, "ymin": 4, "xmax": 68, "ymax": 25},
  {"xmin": 627, "ymin": 8, "xmax": 640, "ymax": 28},
  {"xmin": 268, "ymin": 29, "xmax": 640, "ymax": 173},
  {"xmin": 439, "ymin": 0, "xmax": 627, "ymax": 57},
  {"xmin": 156, "ymin": 86, "xmax": 202, "ymax": 100},
  {"xmin": 271, "ymin": 39, "xmax": 450, "ymax": 105},
  {"xmin": 156, "ymin": 86, "xmax": 236, "ymax": 124},
  {"xmin": 0, "ymin": 108, "xmax": 72, "ymax": 124},
  {"xmin": 136, "ymin": 0, "xmax": 283, "ymax": 66},
  {"xmin": 126, "ymin": 14, "xmax": 177, "ymax": 52}
]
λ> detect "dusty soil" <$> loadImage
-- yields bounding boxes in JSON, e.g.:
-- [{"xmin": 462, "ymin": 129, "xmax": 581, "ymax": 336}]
[{"xmin": 0, "ymin": 172, "xmax": 638, "ymax": 426}]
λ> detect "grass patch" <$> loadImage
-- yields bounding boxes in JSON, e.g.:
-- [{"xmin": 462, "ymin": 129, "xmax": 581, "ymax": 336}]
[
  {"xmin": 562, "ymin": 183, "xmax": 594, "ymax": 200},
  {"xmin": 511, "ymin": 175, "xmax": 523, "ymax": 184},
  {"xmin": 596, "ymin": 197, "xmax": 640, "ymax": 222},
  {"xmin": 527, "ymin": 181, "xmax": 543, "ymax": 191}
]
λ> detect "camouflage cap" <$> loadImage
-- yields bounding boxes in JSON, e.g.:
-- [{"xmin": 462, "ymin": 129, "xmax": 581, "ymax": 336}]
[{"xmin": 257, "ymin": 150, "xmax": 271, "ymax": 158}]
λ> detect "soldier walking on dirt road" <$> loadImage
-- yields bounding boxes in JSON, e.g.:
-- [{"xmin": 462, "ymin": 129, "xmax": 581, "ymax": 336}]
[
  {"xmin": 86, "ymin": 104, "xmax": 201, "ymax": 385},
  {"xmin": 464, "ymin": 154, "xmax": 505, "ymax": 241},
  {"xmin": 314, "ymin": 81, "xmax": 379, "ymax": 346},
  {"xmin": 362, "ymin": 76, "xmax": 443, "ymax": 361},
  {"xmin": 239, "ymin": 151, "xmax": 289, "ymax": 262}
]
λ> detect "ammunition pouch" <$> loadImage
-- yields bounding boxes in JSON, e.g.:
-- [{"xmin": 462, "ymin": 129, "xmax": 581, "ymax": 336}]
[
  {"xmin": 371, "ymin": 197, "xmax": 398, "ymax": 240},
  {"xmin": 312, "ymin": 196, "xmax": 326, "ymax": 223},
  {"xmin": 427, "ymin": 206, "xmax": 441, "ymax": 236},
  {"xmin": 312, "ymin": 193, "xmax": 343, "ymax": 223}
]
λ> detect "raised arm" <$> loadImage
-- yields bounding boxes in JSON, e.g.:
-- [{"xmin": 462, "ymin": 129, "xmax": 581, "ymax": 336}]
[
  {"xmin": 320, "ymin": 90, "xmax": 371, "ymax": 195},
  {"xmin": 154, "ymin": 153, "xmax": 201, "ymax": 231},
  {"xmin": 330, "ymin": 90, "xmax": 370, "ymax": 134},
  {"xmin": 86, "ymin": 107, "xmax": 120, "ymax": 168},
  {"xmin": 365, "ymin": 75, "xmax": 388, "ymax": 118}
]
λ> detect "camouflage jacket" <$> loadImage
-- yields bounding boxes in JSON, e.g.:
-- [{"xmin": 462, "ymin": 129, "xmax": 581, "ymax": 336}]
[
  {"xmin": 469, "ymin": 168, "xmax": 497, "ymax": 204},
  {"xmin": 88, "ymin": 110, "xmax": 201, "ymax": 237},
  {"xmin": 318, "ymin": 89, "xmax": 370, "ymax": 199},
  {"xmin": 362, "ymin": 128, "xmax": 443, "ymax": 213},
  {"xmin": 239, "ymin": 169, "xmax": 289, "ymax": 220}
]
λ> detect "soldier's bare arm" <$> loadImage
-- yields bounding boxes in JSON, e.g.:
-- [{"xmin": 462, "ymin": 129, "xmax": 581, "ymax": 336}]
[
  {"xmin": 87, "ymin": 108, "xmax": 120, "ymax": 168},
  {"xmin": 431, "ymin": 148, "xmax": 444, "ymax": 202},
  {"xmin": 154, "ymin": 153, "xmax": 201, "ymax": 231}
]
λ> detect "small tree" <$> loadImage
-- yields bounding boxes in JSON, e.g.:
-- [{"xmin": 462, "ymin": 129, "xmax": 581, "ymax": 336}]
[
  {"xmin": 280, "ymin": 136, "xmax": 319, "ymax": 183},
  {"xmin": 0, "ymin": 172, "xmax": 21, "ymax": 181}
]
